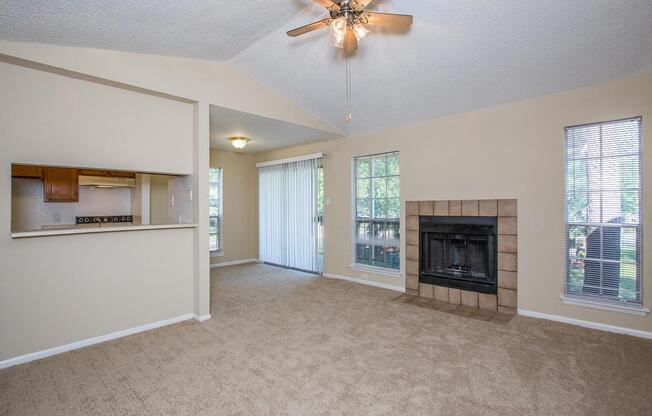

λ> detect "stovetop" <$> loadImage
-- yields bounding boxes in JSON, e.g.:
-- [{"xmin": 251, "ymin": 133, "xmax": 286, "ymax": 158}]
[{"xmin": 76, "ymin": 215, "xmax": 133, "ymax": 225}]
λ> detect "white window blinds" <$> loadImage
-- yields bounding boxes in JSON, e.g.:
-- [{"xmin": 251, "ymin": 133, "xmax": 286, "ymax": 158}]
[
  {"xmin": 565, "ymin": 117, "xmax": 643, "ymax": 305},
  {"xmin": 258, "ymin": 156, "xmax": 323, "ymax": 273}
]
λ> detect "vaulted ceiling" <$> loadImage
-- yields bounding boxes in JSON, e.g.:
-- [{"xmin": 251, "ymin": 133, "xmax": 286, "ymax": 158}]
[{"xmin": 2, "ymin": 0, "xmax": 652, "ymax": 136}]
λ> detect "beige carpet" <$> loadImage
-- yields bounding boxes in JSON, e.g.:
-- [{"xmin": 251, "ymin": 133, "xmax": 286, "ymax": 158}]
[{"xmin": 1, "ymin": 263, "xmax": 651, "ymax": 415}]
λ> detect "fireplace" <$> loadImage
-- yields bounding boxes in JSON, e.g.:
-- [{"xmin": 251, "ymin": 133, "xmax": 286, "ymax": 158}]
[{"xmin": 419, "ymin": 216, "xmax": 497, "ymax": 294}]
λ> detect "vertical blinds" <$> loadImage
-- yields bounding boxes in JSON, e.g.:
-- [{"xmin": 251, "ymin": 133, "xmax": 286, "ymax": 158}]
[
  {"xmin": 564, "ymin": 117, "xmax": 643, "ymax": 305},
  {"xmin": 258, "ymin": 157, "xmax": 323, "ymax": 273}
]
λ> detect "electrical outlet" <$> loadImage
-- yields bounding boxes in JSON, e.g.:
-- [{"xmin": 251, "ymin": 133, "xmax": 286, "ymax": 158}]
[
  {"xmin": 360, "ymin": 274, "xmax": 369, "ymax": 280},
  {"xmin": 187, "ymin": 189, "xmax": 192, "ymax": 201},
  {"xmin": 53, "ymin": 213, "xmax": 61, "ymax": 224}
]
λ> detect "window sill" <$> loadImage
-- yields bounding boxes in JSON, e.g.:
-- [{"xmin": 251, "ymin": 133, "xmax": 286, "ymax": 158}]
[
  {"xmin": 349, "ymin": 264, "xmax": 402, "ymax": 278},
  {"xmin": 560, "ymin": 295, "xmax": 649, "ymax": 316},
  {"xmin": 210, "ymin": 251, "xmax": 225, "ymax": 258}
]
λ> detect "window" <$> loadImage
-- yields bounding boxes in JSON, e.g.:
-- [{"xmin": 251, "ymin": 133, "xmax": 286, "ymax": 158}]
[
  {"xmin": 354, "ymin": 152, "xmax": 400, "ymax": 270},
  {"xmin": 565, "ymin": 117, "xmax": 643, "ymax": 305},
  {"xmin": 209, "ymin": 167, "xmax": 223, "ymax": 253}
]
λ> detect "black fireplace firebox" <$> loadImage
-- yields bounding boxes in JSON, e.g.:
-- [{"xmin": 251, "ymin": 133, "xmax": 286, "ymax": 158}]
[{"xmin": 419, "ymin": 216, "xmax": 497, "ymax": 294}]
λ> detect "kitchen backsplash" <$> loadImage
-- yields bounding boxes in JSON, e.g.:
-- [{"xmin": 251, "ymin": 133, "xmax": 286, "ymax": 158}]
[{"xmin": 11, "ymin": 178, "xmax": 132, "ymax": 231}]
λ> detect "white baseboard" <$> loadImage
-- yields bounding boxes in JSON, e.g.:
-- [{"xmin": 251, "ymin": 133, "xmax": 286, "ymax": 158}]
[
  {"xmin": 518, "ymin": 308, "xmax": 652, "ymax": 340},
  {"xmin": 0, "ymin": 313, "xmax": 194, "ymax": 370},
  {"xmin": 323, "ymin": 272, "xmax": 405, "ymax": 293},
  {"xmin": 193, "ymin": 313, "xmax": 212, "ymax": 322},
  {"xmin": 210, "ymin": 258, "xmax": 259, "ymax": 268}
]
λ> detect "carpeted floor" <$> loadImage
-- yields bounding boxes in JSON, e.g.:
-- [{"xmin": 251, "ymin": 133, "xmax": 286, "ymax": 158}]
[{"xmin": 1, "ymin": 263, "xmax": 651, "ymax": 415}]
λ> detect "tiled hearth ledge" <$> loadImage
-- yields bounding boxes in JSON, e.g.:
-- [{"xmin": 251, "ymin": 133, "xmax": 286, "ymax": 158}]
[{"xmin": 405, "ymin": 199, "xmax": 518, "ymax": 315}]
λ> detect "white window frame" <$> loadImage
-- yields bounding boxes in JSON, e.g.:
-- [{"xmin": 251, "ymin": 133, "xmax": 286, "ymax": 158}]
[
  {"xmin": 209, "ymin": 167, "xmax": 223, "ymax": 255},
  {"xmin": 351, "ymin": 151, "xmax": 401, "ymax": 275},
  {"xmin": 563, "ymin": 117, "xmax": 645, "ymax": 312}
]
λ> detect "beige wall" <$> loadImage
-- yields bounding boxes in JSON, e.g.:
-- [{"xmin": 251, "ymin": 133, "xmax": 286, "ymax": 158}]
[
  {"xmin": 210, "ymin": 150, "xmax": 258, "ymax": 265},
  {"xmin": 256, "ymin": 72, "xmax": 652, "ymax": 333},
  {"xmin": 0, "ymin": 59, "xmax": 196, "ymax": 362}
]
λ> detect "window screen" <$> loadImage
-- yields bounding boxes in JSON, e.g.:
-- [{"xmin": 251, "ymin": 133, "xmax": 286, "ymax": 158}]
[
  {"xmin": 565, "ymin": 117, "xmax": 643, "ymax": 305},
  {"xmin": 354, "ymin": 152, "xmax": 400, "ymax": 270}
]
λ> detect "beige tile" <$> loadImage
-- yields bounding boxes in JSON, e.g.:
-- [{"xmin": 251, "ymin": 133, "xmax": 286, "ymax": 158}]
[
  {"xmin": 498, "ymin": 235, "xmax": 517, "ymax": 253},
  {"xmin": 406, "ymin": 260, "xmax": 419, "ymax": 276},
  {"xmin": 394, "ymin": 293, "xmax": 417, "ymax": 303},
  {"xmin": 478, "ymin": 293, "xmax": 497, "ymax": 311},
  {"xmin": 434, "ymin": 201, "xmax": 449, "ymax": 216},
  {"xmin": 449, "ymin": 288, "xmax": 461, "ymax": 304},
  {"xmin": 498, "ymin": 288, "xmax": 517, "ymax": 308},
  {"xmin": 469, "ymin": 308, "xmax": 495, "ymax": 321},
  {"xmin": 498, "ymin": 199, "xmax": 517, "ymax": 216},
  {"xmin": 492, "ymin": 311, "xmax": 515, "ymax": 323},
  {"xmin": 419, "ymin": 283, "xmax": 434, "ymax": 299},
  {"xmin": 407, "ymin": 215, "xmax": 419, "ymax": 231},
  {"xmin": 461, "ymin": 200, "xmax": 479, "ymax": 216},
  {"xmin": 452, "ymin": 305, "xmax": 477, "ymax": 317},
  {"xmin": 478, "ymin": 199, "xmax": 498, "ymax": 216},
  {"xmin": 406, "ymin": 230, "xmax": 419, "ymax": 246},
  {"xmin": 406, "ymin": 245, "xmax": 419, "ymax": 261},
  {"xmin": 498, "ymin": 270, "xmax": 517, "ymax": 290},
  {"xmin": 497, "ymin": 306, "xmax": 517, "ymax": 316},
  {"xmin": 434, "ymin": 285, "xmax": 449, "ymax": 302},
  {"xmin": 460, "ymin": 290, "xmax": 479, "ymax": 307},
  {"xmin": 498, "ymin": 217, "xmax": 517, "ymax": 235},
  {"xmin": 405, "ymin": 274, "xmax": 419, "ymax": 290},
  {"xmin": 419, "ymin": 201, "xmax": 434, "ymax": 216},
  {"xmin": 498, "ymin": 252, "xmax": 517, "ymax": 272},
  {"xmin": 406, "ymin": 201, "xmax": 419, "ymax": 216},
  {"xmin": 406, "ymin": 288, "xmax": 419, "ymax": 296},
  {"xmin": 449, "ymin": 200, "xmax": 462, "ymax": 215}
]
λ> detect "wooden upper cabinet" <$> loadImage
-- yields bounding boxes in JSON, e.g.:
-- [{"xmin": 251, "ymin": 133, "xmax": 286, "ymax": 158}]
[
  {"xmin": 12, "ymin": 164, "xmax": 43, "ymax": 179},
  {"xmin": 43, "ymin": 168, "xmax": 79, "ymax": 202},
  {"xmin": 79, "ymin": 169, "xmax": 135, "ymax": 178}
]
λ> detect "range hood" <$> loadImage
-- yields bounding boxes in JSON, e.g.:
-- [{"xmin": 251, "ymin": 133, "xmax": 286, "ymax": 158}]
[{"xmin": 79, "ymin": 175, "xmax": 136, "ymax": 188}]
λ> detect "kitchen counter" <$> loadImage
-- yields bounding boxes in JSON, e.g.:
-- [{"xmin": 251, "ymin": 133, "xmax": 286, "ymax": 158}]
[{"xmin": 11, "ymin": 223, "xmax": 198, "ymax": 238}]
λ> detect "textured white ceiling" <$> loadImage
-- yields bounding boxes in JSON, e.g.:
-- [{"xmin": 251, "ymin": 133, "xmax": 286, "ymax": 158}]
[
  {"xmin": 0, "ymin": 0, "xmax": 305, "ymax": 60},
  {"xmin": 209, "ymin": 104, "xmax": 340, "ymax": 153},
  {"xmin": 2, "ymin": 0, "xmax": 652, "ymax": 137},
  {"xmin": 231, "ymin": 0, "xmax": 652, "ymax": 133}
]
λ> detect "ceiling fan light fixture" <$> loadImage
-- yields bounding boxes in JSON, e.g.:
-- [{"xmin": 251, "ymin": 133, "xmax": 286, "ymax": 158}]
[
  {"xmin": 229, "ymin": 136, "xmax": 249, "ymax": 149},
  {"xmin": 330, "ymin": 16, "xmax": 347, "ymax": 48},
  {"xmin": 352, "ymin": 23, "xmax": 369, "ymax": 42}
]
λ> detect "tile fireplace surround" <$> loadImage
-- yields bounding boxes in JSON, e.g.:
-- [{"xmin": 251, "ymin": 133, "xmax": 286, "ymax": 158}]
[{"xmin": 405, "ymin": 199, "xmax": 518, "ymax": 315}]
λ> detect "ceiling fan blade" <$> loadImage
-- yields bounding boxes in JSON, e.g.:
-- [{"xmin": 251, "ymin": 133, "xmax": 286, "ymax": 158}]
[
  {"xmin": 351, "ymin": 0, "xmax": 373, "ymax": 11},
  {"xmin": 343, "ymin": 28, "xmax": 358, "ymax": 56},
  {"xmin": 287, "ymin": 18, "xmax": 332, "ymax": 37},
  {"xmin": 363, "ymin": 12, "xmax": 413, "ymax": 29},
  {"xmin": 312, "ymin": 0, "xmax": 340, "ymax": 11}
]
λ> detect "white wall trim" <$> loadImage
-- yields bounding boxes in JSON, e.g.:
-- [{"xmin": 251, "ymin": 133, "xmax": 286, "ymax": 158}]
[
  {"xmin": 256, "ymin": 152, "xmax": 324, "ymax": 168},
  {"xmin": 210, "ymin": 258, "xmax": 259, "ymax": 268},
  {"xmin": 518, "ymin": 308, "xmax": 652, "ymax": 340},
  {"xmin": 323, "ymin": 272, "xmax": 405, "ymax": 293},
  {"xmin": 193, "ymin": 313, "xmax": 212, "ymax": 322},
  {"xmin": 348, "ymin": 264, "xmax": 402, "ymax": 278},
  {"xmin": 0, "ymin": 313, "xmax": 194, "ymax": 370},
  {"xmin": 559, "ymin": 295, "xmax": 649, "ymax": 316}
]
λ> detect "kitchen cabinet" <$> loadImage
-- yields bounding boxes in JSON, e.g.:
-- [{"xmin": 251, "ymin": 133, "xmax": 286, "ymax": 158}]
[
  {"xmin": 12, "ymin": 164, "xmax": 43, "ymax": 178},
  {"xmin": 43, "ymin": 167, "xmax": 79, "ymax": 202},
  {"xmin": 79, "ymin": 169, "xmax": 135, "ymax": 178}
]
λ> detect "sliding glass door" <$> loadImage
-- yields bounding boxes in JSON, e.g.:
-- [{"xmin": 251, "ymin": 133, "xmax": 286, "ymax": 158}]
[{"xmin": 258, "ymin": 155, "xmax": 323, "ymax": 273}]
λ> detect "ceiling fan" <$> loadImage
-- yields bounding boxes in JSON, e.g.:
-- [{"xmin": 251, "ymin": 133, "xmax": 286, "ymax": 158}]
[{"xmin": 287, "ymin": 0, "xmax": 413, "ymax": 56}]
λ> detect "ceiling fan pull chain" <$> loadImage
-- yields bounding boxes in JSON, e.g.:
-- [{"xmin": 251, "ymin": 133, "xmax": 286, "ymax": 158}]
[{"xmin": 346, "ymin": 56, "xmax": 352, "ymax": 123}]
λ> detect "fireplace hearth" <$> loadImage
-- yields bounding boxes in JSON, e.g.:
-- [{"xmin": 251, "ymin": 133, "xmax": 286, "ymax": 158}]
[
  {"xmin": 420, "ymin": 216, "xmax": 497, "ymax": 294},
  {"xmin": 405, "ymin": 199, "xmax": 518, "ymax": 314}
]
